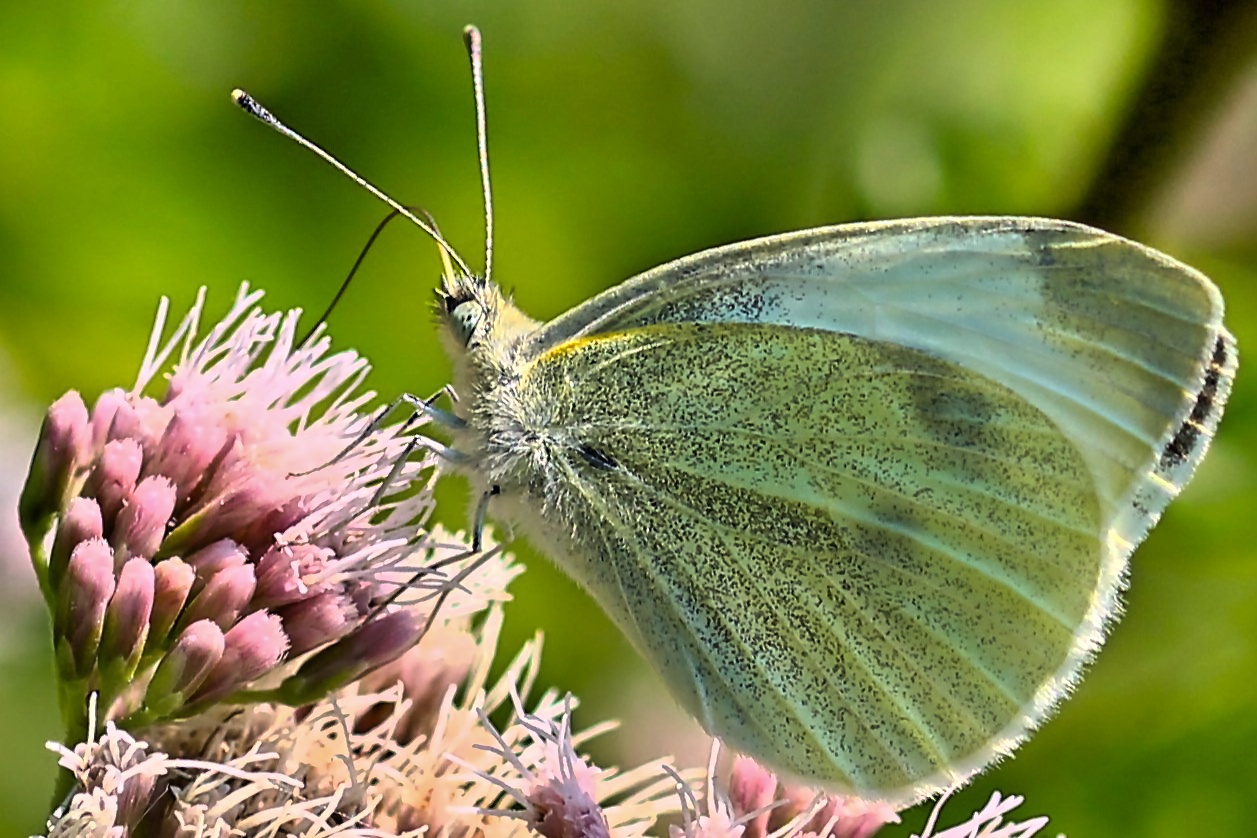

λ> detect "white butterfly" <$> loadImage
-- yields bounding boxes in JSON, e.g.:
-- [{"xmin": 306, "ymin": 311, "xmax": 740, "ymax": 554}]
[
  {"xmin": 234, "ymin": 28, "xmax": 1236, "ymax": 807},
  {"xmin": 437, "ymin": 215, "xmax": 1234, "ymax": 806}
]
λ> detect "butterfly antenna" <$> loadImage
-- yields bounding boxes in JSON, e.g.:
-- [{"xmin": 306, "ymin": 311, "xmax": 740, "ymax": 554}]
[
  {"xmin": 231, "ymin": 89, "xmax": 473, "ymax": 279},
  {"xmin": 463, "ymin": 25, "xmax": 494, "ymax": 284},
  {"xmin": 297, "ymin": 205, "xmax": 444, "ymax": 346}
]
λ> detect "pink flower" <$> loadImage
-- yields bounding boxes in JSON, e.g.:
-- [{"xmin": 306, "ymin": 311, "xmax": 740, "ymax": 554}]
[
  {"xmin": 24, "ymin": 286, "xmax": 444, "ymax": 735},
  {"xmin": 671, "ymin": 749, "xmax": 899, "ymax": 838}
]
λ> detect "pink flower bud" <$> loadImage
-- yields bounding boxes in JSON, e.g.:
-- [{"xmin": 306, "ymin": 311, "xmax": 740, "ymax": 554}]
[
  {"xmin": 768, "ymin": 786, "xmax": 898, "ymax": 838},
  {"xmin": 530, "ymin": 781, "xmax": 609, "ymax": 838},
  {"xmin": 143, "ymin": 404, "xmax": 232, "ymax": 508},
  {"xmin": 254, "ymin": 543, "xmax": 331, "ymax": 607},
  {"xmin": 770, "ymin": 786, "xmax": 819, "ymax": 834},
  {"xmin": 55, "ymin": 538, "xmax": 117, "ymax": 678},
  {"xmin": 277, "ymin": 591, "xmax": 357, "ymax": 655},
  {"xmin": 223, "ymin": 610, "xmax": 289, "ymax": 680},
  {"xmin": 48, "ymin": 496, "xmax": 104, "ymax": 590},
  {"xmin": 278, "ymin": 609, "xmax": 424, "ymax": 704},
  {"xmin": 86, "ymin": 438, "xmax": 144, "ymax": 525},
  {"xmin": 185, "ymin": 539, "xmax": 249, "ymax": 581},
  {"xmin": 162, "ymin": 475, "xmax": 304, "ymax": 558},
  {"xmin": 114, "ymin": 770, "xmax": 163, "ymax": 830},
  {"xmin": 827, "ymin": 796, "xmax": 898, "ymax": 838},
  {"xmin": 21, "ymin": 391, "xmax": 91, "ymax": 535},
  {"xmin": 146, "ymin": 619, "xmax": 226, "ymax": 709},
  {"xmin": 180, "ymin": 564, "xmax": 256, "ymax": 631},
  {"xmin": 99, "ymin": 558, "xmax": 156, "ymax": 677},
  {"xmin": 204, "ymin": 489, "xmax": 308, "ymax": 556},
  {"xmin": 147, "ymin": 557, "xmax": 195, "ymax": 652},
  {"xmin": 729, "ymin": 756, "xmax": 778, "ymax": 838},
  {"xmin": 233, "ymin": 496, "xmax": 308, "ymax": 554},
  {"xmin": 90, "ymin": 388, "xmax": 133, "ymax": 450},
  {"xmin": 111, "ymin": 475, "xmax": 177, "ymax": 561},
  {"xmin": 188, "ymin": 611, "xmax": 288, "ymax": 706}
]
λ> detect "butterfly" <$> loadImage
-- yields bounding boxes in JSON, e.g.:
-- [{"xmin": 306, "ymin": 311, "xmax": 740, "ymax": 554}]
[
  {"xmin": 436, "ymin": 215, "xmax": 1234, "ymax": 806},
  {"xmin": 234, "ymin": 27, "xmax": 1236, "ymax": 808}
]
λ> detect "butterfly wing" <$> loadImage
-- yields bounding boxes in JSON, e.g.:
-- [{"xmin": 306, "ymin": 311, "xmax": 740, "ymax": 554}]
[
  {"xmin": 527, "ymin": 217, "xmax": 1234, "ymax": 545},
  {"xmin": 500, "ymin": 217, "xmax": 1233, "ymax": 805}
]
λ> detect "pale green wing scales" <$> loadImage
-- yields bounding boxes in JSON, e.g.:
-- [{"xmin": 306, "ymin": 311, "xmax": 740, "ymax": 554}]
[
  {"xmin": 506, "ymin": 322, "xmax": 1100, "ymax": 804},
  {"xmin": 527, "ymin": 217, "xmax": 1235, "ymax": 550}
]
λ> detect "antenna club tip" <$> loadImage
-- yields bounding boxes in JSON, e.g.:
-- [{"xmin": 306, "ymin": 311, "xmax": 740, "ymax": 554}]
[
  {"xmin": 231, "ymin": 89, "xmax": 275, "ymax": 124},
  {"xmin": 231, "ymin": 89, "xmax": 263, "ymax": 116},
  {"xmin": 463, "ymin": 24, "xmax": 481, "ymax": 44}
]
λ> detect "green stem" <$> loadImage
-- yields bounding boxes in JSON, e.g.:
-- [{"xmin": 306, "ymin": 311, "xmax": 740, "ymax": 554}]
[{"xmin": 48, "ymin": 684, "xmax": 89, "ymax": 818}]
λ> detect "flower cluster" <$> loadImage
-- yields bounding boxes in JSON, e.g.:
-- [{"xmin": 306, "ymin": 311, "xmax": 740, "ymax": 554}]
[
  {"xmin": 21, "ymin": 286, "xmax": 442, "ymax": 743},
  {"xmin": 47, "ymin": 593, "xmax": 683, "ymax": 835},
  {"xmin": 29, "ymin": 288, "xmax": 1058, "ymax": 837}
]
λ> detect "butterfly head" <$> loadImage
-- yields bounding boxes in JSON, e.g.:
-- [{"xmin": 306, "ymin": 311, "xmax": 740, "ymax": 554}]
[
  {"xmin": 437, "ymin": 270, "xmax": 498, "ymax": 348},
  {"xmin": 436, "ymin": 269, "xmax": 539, "ymax": 390}
]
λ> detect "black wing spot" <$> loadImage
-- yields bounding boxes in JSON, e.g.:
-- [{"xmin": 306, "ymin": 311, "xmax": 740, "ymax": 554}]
[
  {"xmin": 1161, "ymin": 334, "xmax": 1228, "ymax": 469},
  {"xmin": 579, "ymin": 443, "xmax": 619, "ymax": 470}
]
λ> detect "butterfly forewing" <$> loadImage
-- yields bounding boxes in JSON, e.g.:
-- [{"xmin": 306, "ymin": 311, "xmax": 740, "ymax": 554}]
[{"xmin": 527, "ymin": 217, "xmax": 1234, "ymax": 543}]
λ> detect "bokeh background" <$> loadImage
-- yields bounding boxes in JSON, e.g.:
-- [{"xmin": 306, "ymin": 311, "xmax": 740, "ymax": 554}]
[{"xmin": 2, "ymin": 2, "xmax": 1255, "ymax": 835}]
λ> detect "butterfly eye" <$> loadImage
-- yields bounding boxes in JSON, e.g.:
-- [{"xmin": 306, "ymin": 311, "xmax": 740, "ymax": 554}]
[{"xmin": 449, "ymin": 300, "xmax": 484, "ymax": 346}]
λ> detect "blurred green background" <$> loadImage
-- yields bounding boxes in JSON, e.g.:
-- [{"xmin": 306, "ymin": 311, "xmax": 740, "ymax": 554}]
[{"xmin": 2, "ymin": 2, "xmax": 1255, "ymax": 835}]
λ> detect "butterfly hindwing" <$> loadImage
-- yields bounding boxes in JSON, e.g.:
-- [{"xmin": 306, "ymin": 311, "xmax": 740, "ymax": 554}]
[{"xmin": 506, "ymin": 320, "xmax": 1104, "ymax": 802}]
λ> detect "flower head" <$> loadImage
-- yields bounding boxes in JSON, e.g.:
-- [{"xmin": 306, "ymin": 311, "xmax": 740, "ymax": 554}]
[
  {"xmin": 670, "ymin": 749, "xmax": 899, "ymax": 838},
  {"xmin": 24, "ymin": 286, "xmax": 444, "ymax": 735},
  {"xmin": 45, "ymin": 590, "xmax": 684, "ymax": 837}
]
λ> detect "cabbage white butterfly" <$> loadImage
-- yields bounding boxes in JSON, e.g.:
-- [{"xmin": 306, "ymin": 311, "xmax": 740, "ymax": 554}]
[
  {"xmin": 439, "ymin": 217, "xmax": 1234, "ymax": 808},
  {"xmin": 236, "ymin": 27, "xmax": 1236, "ymax": 808}
]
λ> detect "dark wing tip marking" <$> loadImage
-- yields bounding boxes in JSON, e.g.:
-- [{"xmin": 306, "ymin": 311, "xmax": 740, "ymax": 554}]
[{"xmin": 1160, "ymin": 334, "xmax": 1230, "ymax": 469}]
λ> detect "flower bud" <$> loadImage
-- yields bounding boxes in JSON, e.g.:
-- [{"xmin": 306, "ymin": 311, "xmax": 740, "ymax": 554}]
[
  {"xmin": 99, "ymin": 558, "xmax": 156, "ymax": 682},
  {"xmin": 111, "ymin": 475, "xmax": 177, "ymax": 561},
  {"xmin": 172, "ymin": 485, "xmax": 307, "ymax": 558},
  {"xmin": 48, "ymin": 496, "xmax": 104, "ymax": 591},
  {"xmin": 180, "ymin": 564, "xmax": 256, "ymax": 632},
  {"xmin": 115, "ymin": 770, "xmax": 163, "ymax": 831},
  {"xmin": 186, "ymin": 611, "xmax": 288, "ymax": 708},
  {"xmin": 89, "ymin": 387, "xmax": 129, "ymax": 449},
  {"xmin": 147, "ymin": 557, "xmax": 196, "ymax": 652},
  {"xmin": 21, "ymin": 391, "xmax": 91, "ymax": 538},
  {"xmin": 278, "ymin": 609, "xmax": 424, "ymax": 705},
  {"xmin": 145, "ymin": 619, "xmax": 226, "ymax": 716},
  {"xmin": 530, "ymin": 781, "xmax": 609, "ymax": 838},
  {"xmin": 254, "ymin": 543, "xmax": 330, "ymax": 607},
  {"xmin": 729, "ymin": 756, "xmax": 778, "ymax": 838},
  {"xmin": 143, "ymin": 405, "xmax": 231, "ymax": 508},
  {"xmin": 54, "ymin": 538, "xmax": 117, "ymax": 679},
  {"xmin": 277, "ymin": 591, "xmax": 357, "ymax": 655},
  {"xmin": 86, "ymin": 438, "xmax": 144, "ymax": 525},
  {"xmin": 160, "ymin": 474, "xmax": 287, "ymax": 557},
  {"xmin": 768, "ymin": 786, "xmax": 898, "ymax": 838},
  {"xmin": 185, "ymin": 539, "xmax": 248, "ymax": 581}
]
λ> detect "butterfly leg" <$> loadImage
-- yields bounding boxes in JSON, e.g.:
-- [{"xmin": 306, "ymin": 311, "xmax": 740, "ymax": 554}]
[
  {"xmin": 397, "ymin": 386, "xmax": 466, "ymax": 432},
  {"xmin": 472, "ymin": 485, "xmax": 501, "ymax": 552},
  {"xmin": 364, "ymin": 522, "xmax": 504, "ymax": 631}
]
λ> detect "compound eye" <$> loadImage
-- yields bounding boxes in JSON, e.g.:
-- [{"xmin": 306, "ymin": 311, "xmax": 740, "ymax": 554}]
[{"xmin": 450, "ymin": 300, "xmax": 483, "ymax": 346}]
